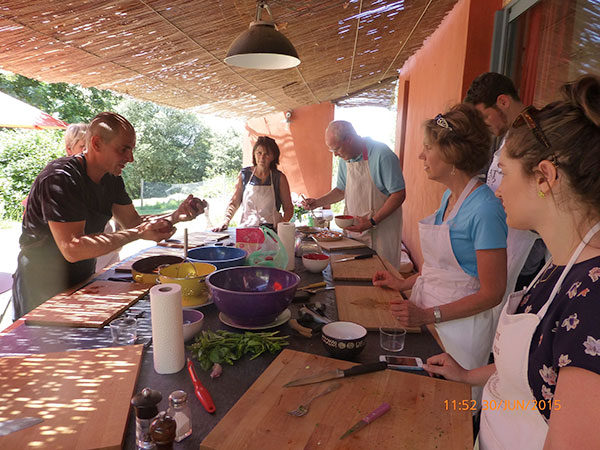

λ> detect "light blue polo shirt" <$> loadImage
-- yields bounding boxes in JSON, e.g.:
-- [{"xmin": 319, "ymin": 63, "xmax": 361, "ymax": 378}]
[
  {"xmin": 336, "ymin": 137, "xmax": 405, "ymax": 195},
  {"xmin": 434, "ymin": 185, "xmax": 507, "ymax": 278}
]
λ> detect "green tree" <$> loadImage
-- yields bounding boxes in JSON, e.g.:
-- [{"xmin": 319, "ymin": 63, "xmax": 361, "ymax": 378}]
[
  {"xmin": 0, "ymin": 129, "xmax": 64, "ymax": 220},
  {"xmin": 0, "ymin": 72, "xmax": 121, "ymax": 123},
  {"xmin": 117, "ymin": 99, "xmax": 214, "ymax": 198},
  {"xmin": 206, "ymin": 127, "xmax": 243, "ymax": 177}
]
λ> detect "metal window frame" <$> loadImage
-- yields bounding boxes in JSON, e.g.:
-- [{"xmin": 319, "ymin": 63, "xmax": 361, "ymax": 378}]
[{"xmin": 489, "ymin": 0, "xmax": 542, "ymax": 73}]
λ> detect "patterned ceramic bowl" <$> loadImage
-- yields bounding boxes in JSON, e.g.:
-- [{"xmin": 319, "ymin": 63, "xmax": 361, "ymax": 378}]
[{"xmin": 321, "ymin": 321, "xmax": 367, "ymax": 360}]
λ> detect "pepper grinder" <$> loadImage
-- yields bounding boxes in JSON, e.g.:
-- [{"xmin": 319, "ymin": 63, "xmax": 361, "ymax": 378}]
[
  {"xmin": 131, "ymin": 387, "xmax": 162, "ymax": 450},
  {"xmin": 150, "ymin": 411, "xmax": 177, "ymax": 449}
]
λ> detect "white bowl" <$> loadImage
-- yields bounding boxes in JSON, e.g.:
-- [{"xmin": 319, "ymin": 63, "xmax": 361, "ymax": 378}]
[
  {"xmin": 302, "ymin": 252, "xmax": 330, "ymax": 273},
  {"xmin": 335, "ymin": 215, "xmax": 355, "ymax": 228},
  {"xmin": 182, "ymin": 309, "xmax": 204, "ymax": 342}
]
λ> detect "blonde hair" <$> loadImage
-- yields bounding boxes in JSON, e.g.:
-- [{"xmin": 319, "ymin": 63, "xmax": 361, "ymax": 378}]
[
  {"xmin": 423, "ymin": 103, "xmax": 491, "ymax": 176},
  {"xmin": 64, "ymin": 123, "xmax": 88, "ymax": 155}
]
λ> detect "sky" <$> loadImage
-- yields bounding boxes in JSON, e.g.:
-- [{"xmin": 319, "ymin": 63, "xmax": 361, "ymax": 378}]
[{"xmin": 198, "ymin": 105, "xmax": 397, "ymax": 149}]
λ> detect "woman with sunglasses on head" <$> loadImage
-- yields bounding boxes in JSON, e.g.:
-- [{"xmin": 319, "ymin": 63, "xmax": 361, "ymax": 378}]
[
  {"xmin": 213, "ymin": 136, "xmax": 293, "ymax": 231},
  {"xmin": 373, "ymin": 103, "xmax": 508, "ymax": 385},
  {"xmin": 425, "ymin": 75, "xmax": 600, "ymax": 449}
]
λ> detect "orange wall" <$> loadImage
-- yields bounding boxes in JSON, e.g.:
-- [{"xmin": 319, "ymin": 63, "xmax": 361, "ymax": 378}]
[
  {"xmin": 396, "ymin": 0, "xmax": 501, "ymax": 269},
  {"xmin": 244, "ymin": 102, "xmax": 335, "ymax": 199}
]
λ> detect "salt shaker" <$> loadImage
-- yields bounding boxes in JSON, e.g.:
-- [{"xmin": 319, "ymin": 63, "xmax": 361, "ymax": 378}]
[
  {"xmin": 166, "ymin": 390, "xmax": 192, "ymax": 442},
  {"xmin": 150, "ymin": 411, "xmax": 177, "ymax": 450},
  {"xmin": 131, "ymin": 387, "xmax": 162, "ymax": 449}
]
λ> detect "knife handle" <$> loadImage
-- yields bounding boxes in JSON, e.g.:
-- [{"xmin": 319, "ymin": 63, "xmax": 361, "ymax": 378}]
[
  {"xmin": 343, "ymin": 361, "xmax": 387, "ymax": 377},
  {"xmin": 363, "ymin": 402, "xmax": 391, "ymax": 423},
  {"xmin": 355, "ymin": 253, "xmax": 373, "ymax": 260}
]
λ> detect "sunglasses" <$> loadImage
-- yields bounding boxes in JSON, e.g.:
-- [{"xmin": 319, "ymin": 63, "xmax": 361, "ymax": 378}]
[{"xmin": 512, "ymin": 106, "xmax": 551, "ymax": 149}]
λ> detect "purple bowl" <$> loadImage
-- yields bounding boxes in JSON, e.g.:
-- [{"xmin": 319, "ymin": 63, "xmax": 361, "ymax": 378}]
[{"xmin": 206, "ymin": 266, "xmax": 300, "ymax": 326}]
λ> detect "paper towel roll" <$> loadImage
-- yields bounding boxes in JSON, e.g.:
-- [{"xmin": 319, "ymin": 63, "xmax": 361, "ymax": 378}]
[
  {"xmin": 150, "ymin": 283, "xmax": 185, "ymax": 374},
  {"xmin": 277, "ymin": 222, "xmax": 295, "ymax": 270}
]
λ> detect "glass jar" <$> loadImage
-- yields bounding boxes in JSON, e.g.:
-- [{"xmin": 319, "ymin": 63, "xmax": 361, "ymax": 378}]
[{"xmin": 166, "ymin": 390, "xmax": 192, "ymax": 442}]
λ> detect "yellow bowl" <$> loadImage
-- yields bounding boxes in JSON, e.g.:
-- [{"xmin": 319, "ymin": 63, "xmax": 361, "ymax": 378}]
[{"xmin": 158, "ymin": 262, "xmax": 217, "ymax": 307}]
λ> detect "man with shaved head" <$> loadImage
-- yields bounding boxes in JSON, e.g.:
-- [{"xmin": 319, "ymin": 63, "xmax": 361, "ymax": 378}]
[
  {"xmin": 303, "ymin": 120, "xmax": 406, "ymax": 268},
  {"xmin": 12, "ymin": 112, "xmax": 207, "ymax": 319}
]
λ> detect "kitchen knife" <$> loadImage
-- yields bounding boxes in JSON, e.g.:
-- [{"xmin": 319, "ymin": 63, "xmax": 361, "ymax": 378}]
[
  {"xmin": 335, "ymin": 254, "xmax": 374, "ymax": 263},
  {"xmin": 0, "ymin": 417, "xmax": 43, "ymax": 436},
  {"xmin": 187, "ymin": 358, "xmax": 216, "ymax": 413},
  {"xmin": 283, "ymin": 361, "xmax": 387, "ymax": 387},
  {"xmin": 340, "ymin": 402, "xmax": 390, "ymax": 439}
]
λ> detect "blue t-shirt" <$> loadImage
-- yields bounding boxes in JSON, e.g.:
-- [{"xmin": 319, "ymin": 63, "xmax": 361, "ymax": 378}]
[
  {"xmin": 336, "ymin": 137, "xmax": 405, "ymax": 195},
  {"xmin": 434, "ymin": 185, "xmax": 507, "ymax": 277}
]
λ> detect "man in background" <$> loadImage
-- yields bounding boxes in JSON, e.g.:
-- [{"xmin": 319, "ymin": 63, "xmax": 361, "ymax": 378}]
[
  {"xmin": 465, "ymin": 72, "xmax": 546, "ymax": 293},
  {"xmin": 303, "ymin": 120, "xmax": 406, "ymax": 268}
]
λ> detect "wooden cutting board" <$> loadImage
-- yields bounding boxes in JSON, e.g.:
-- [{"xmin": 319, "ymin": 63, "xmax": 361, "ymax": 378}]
[
  {"xmin": 114, "ymin": 246, "xmax": 182, "ymax": 272},
  {"xmin": 335, "ymin": 285, "xmax": 420, "ymax": 333},
  {"xmin": 158, "ymin": 231, "xmax": 229, "ymax": 248},
  {"xmin": 201, "ymin": 349, "xmax": 471, "ymax": 450},
  {"xmin": 0, "ymin": 345, "xmax": 143, "ymax": 450},
  {"xmin": 24, "ymin": 280, "xmax": 150, "ymax": 328},
  {"xmin": 317, "ymin": 237, "xmax": 367, "ymax": 251},
  {"xmin": 331, "ymin": 254, "xmax": 386, "ymax": 281}
]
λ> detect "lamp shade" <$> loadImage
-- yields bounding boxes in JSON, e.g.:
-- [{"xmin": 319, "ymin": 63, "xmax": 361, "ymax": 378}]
[{"xmin": 225, "ymin": 21, "xmax": 300, "ymax": 70}]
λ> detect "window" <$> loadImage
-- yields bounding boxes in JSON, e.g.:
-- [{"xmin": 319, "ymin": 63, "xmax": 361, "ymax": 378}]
[{"xmin": 496, "ymin": 0, "xmax": 600, "ymax": 106}]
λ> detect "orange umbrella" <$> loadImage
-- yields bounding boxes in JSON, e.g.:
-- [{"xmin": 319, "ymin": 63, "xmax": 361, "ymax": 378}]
[{"xmin": 0, "ymin": 91, "xmax": 68, "ymax": 129}]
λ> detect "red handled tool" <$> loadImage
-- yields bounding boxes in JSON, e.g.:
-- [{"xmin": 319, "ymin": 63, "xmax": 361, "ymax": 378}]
[{"xmin": 187, "ymin": 358, "xmax": 216, "ymax": 413}]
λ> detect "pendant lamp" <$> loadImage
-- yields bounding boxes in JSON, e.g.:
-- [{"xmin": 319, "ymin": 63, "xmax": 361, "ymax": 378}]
[{"xmin": 225, "ymin": 1, "xmax": 300, "ymax": 70}]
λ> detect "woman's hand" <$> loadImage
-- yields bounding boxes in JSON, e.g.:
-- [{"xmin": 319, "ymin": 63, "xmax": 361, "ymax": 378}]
[
  {"xmin": 423, "ymin": 353, "xmax": 469, "ymax": 383},
  {"xmin": 373, "ymin": 270, "xmax": 404, "ymax": 291},
  {"xmin": 390, "ymin": 297, "xmax": 431, "ymax": 327},
  {"xmin": 212, "ymin": 223, "xmax": 228, "ymax": 232}
]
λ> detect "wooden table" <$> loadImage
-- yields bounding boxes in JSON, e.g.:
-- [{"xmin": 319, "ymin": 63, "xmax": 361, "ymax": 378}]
[{"xmin": 0, "ymin": 232, "xmax": 470, "ymax": 449}]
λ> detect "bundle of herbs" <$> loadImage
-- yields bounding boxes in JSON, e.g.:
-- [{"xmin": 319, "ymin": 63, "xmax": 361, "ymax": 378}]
[{"xmin": 189, "ymin": 330, "xmax": 289, "ymax": 371}]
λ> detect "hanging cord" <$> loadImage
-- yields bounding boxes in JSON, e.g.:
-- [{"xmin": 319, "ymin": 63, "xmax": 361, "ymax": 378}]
[
  {"xmin": 346, "ymin": 0, "xmax": 364, "ymax": 95},
  {"xmin": 379, "ymin": 0, "xmax": 434, "ymax": 82},
  {"xmin": 295, "ymin": 67, "xmax": 320, "ymax": 103}
]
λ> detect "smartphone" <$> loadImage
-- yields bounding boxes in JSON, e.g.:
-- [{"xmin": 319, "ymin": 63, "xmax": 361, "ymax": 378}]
[{"xmin": 380, "ymin": 355, "xmax": 424, "ymax": 371}]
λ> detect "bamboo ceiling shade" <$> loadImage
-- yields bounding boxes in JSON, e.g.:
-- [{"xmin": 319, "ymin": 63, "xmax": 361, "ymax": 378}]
[{"xmin": 0, "ymin": 0, "xmax": 459, "ymax": 118}]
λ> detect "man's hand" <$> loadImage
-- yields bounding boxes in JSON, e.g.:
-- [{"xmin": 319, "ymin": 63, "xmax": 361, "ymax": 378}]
[
  {"xmin": 172, "ymin": 194, "xmax": 208, "ymax": 223},
  {"xmin": 345, "ymin": 214, "xmax": 371, "ymax": 233},
  {"xmin": 301, "ymin": 197, "xmax": 318, "ymax": 210},
  {"xmin": 137, "ymin": 218, "xmax": 177, "ymax": 242}
]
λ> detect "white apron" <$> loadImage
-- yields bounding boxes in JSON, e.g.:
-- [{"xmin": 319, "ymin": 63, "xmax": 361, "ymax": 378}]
[
  {"xmin": 411, "ymin": 177, "xmax": 495, "ymax": 374},
  {"xmin": 239, "ymin": 170, "xmax": 282, "ymax": 227},
  {"xmin": 486, "ymin": 144, "xmax": 539, "ymax": 331},
  {"xmin": 480, "ymin": 222, "xmax": 600, "ymax": 450},
  {"xmin": 345, "ymin": 147, "xmax": 403, "ymax": 268}
]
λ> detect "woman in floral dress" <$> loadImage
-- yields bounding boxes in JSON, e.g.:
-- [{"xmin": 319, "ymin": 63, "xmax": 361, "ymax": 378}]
[{"xmin": 424, "ymin": 75, "xmax": 600, "ymax": 449}]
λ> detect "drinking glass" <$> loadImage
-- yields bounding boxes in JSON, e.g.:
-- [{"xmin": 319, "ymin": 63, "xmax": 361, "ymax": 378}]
[{"xmin": 379, "ymin": 326, "xmax": 406, "ymax": 352}]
